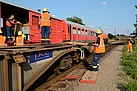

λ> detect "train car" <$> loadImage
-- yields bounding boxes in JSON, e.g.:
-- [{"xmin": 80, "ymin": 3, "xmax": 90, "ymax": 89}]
[{"xmin": 66, "ymin": 20, "xmax": 96, "ymax": 42}]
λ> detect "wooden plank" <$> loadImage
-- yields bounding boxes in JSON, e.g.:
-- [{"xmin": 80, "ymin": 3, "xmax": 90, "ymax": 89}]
[
  {"xmin": 65, "ymin": 69, "xmax": 86, "ymax": 80},
  {"xmin": 80, "ymin": 70, "xmax": 98, "ymax": 84}
]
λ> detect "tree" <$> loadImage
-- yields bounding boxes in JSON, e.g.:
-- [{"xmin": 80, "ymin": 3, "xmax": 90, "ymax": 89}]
[
  {"xmin": 108, "ymin": 33, "xmax": 114, "ymax": 39},
  {"xmin": 66, "ymin": 16, "xmax": 85, "ymax": 26},
  {"xmin": 132, "ymin": 5, "xmax": 137, "ymax": 37},
  {"xmin": 135, "ymin": 5, "xmax": 137, "ymax": 9}
]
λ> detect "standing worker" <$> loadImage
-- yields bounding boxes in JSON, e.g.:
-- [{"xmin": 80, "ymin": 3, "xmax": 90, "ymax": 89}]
[
  {"xmin": 89, "ymin": 29, "xmax": 105, "ymax": 71},
  {"xmin": 127, "ymin": 38, "xmax": 133, "ymax": 52},
  {"xmin": 5, "ymin": 14, "xmax": 20, "ymax": 43},
  {"xmin": 39, "ymin": 8, "xmax": 51, "ymax": 45}
]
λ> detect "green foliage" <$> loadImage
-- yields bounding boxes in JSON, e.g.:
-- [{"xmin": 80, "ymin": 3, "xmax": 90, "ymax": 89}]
[
  {"xmin": 126, "ymin": 80, "xmax": 137, "ymax": 91},
  {"xmin": 119, "ymin": 34, "xmax": 126, "ymax": 36},
  {"xmin": 122, "ymin": 40, "xmax": 137, "ymax": 90},
  {"xmin": 135, "ymin": 5, "xmax": 137, "ymax": 9},
  {"xmin": 108, "ymin": 33, "xmax": 114, "ymax": 39},
  {"xmin": 134, "ymin": 24, "xmax": 137, "ymax": 27},
  {"xmin": 66, "ymin": 16, "xmax": 85, "ymax": 26}
]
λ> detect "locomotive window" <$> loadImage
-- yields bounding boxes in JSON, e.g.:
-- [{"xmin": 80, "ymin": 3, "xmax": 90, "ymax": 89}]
[
  {"xmin": 68, "ymin": 26, "xmax": 70, "ymax": 33},
  {"xmin": 87, "ymin": 30, "xmax": 90, "ymax": 36},
  {"xmin": 93, "ymin": 32, "xmax": 96, "ymax": 36},
  {"xmin": 73, "ymin": 27, "xmax": 76, "ymax": 34},
  {"xmin": 78, "ymin": 28, "xmax": 81, "ymax": 34},
  {"xmin": 85, "ymin": 30, "xmax": 87, "ymax": 35},
  {"xmin": 32, "ymin": 15, "xmax": 39, "ymax": 25},
  {"xmin": 91, "ymin": 31, "xmax": 93, "ymax": 36},
  {"xmin": 82, "ymin": 29, "xmax": 84, "ymax": 35}
]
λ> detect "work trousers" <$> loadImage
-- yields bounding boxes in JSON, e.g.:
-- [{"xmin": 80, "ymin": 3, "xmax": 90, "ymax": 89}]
[
  {"xmin": 92, "ymin": 53, "xmax": 100, "ymax": 71},
  {"xmin": 6, "ymin": 26, "xmax": 14, "ymax": 41},
  {"xmin": 41, "ymin": 26, "xmax": 50, "ymax": 44}
]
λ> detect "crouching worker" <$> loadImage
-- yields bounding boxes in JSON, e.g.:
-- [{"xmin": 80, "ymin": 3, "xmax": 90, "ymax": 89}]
[
  {"xmin": 88, "ymin": 29, "xmax": 106, "ymax": 71},
  {"xmin": 0, "ymin": 30, "xmax": 6, "ymax": 46},
  {"xmin": 16, "ymin": 31, "xmax": 26, "ymax": 46},
  {"xmin": 127, "ymin": 38, "xmax": 133, "ymax": 52}
]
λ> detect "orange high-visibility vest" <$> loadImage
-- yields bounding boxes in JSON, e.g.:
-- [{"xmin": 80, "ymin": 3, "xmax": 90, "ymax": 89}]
[
  {"xmin": 0, "ymin": 36, "xmax": 6, "ymax": 46},
  {"xmin": 6, "ymin": 19, "xmax": 14, "ymax": 27},
  {"xmin": 16, "ymin": 36, "xmax": 24, "ymax": 46},
  {"xmin": 40, "ymin": 13, "xmax": 51, "ymax": 27},
  {"xmin": 127, "ymin": 42, "xmax": 132, "ymax": 51},
  {"xmin": 94, "ymin": 35, "xmax": 105, "ymax": 53}
]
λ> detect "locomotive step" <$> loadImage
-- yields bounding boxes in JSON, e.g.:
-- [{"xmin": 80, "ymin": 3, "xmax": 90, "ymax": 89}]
[
  {"xmin": 65, "ymin": 69, "xmax": 86, "ymax": 80},
  {"xmin": 80, "ymin": 70, "xmax": 98, "ymax": 84}
]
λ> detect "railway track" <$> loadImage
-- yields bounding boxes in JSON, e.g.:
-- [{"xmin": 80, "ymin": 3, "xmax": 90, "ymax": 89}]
[{"xmin": 33, "ymin": 41, "xmax": 125, "ymax": 91}]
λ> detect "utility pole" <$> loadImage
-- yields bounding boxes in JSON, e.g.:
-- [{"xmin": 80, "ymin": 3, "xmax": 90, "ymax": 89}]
[
  {"xmin": 99, "ymin": 26, "xmax": 101, "ymax": 30},
  {"xmin": 135, "ymin": 14, "xmax": 137, "ymax": 37},
  {"xmin": 136, "ymin": 14, "xmax": 137, "ymax": 24},
  {"xmin": 134, "ymin": 5, "xmax": 137, "ymax": 37},
  {"xmin": 114, "ymin": 28, "xmax": 116, "ymax": 36},
  {"xmin": 127, "ymin": 29, "xmax": 129, "ymax": 36}
]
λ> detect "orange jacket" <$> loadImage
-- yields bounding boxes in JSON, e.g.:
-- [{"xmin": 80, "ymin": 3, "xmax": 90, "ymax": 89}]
[
  {"xmin": 16, "ymin": 36, "xmax": 24, "ymax": 46},
  {"xmin": 40, "ymin": 13, "xmax": 51, "ymax": 27},
  {"xmin": 94, "ymin": 35, "xmax": 105, "ymax": 53},
  {"xmin": 127, "ymin": 41, "xmax": 132, "ymax": 49},
  {"xmin": 6, "ymin": 19, "xmax": 15, "ymax": 27},
  {"xmin": 0, "ymin": 36, "xmax": 6, "ymax": 46}
]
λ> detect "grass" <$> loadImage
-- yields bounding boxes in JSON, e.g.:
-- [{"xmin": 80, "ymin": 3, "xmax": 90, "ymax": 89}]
[{"xmin": 121, "ymin": 40, "xmax": 137, "ymax": 91}]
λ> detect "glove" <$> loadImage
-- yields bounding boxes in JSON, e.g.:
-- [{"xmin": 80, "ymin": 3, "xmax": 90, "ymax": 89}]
[
  {"xmin": 87, "ymin": 42, "xmax": 93, "ymax": 46},
  {"xmin": 38, "ymin": 24, "xmax": 40, "ymax": 30}
]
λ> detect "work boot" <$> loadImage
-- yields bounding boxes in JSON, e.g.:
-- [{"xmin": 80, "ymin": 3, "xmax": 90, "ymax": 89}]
[
  {"xmin": 46, "ymin": 40, "xmax": 50, "ymax": 44},
  {"xmin": 92, "ymin": 68, "xmax": 98, "ymax": 71}
]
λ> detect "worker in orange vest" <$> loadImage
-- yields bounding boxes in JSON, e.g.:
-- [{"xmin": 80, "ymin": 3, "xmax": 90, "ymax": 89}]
[
  {"xmin": 0, "ymin": 29, "xmax": 6, "ymax": 46},
  {"xmin": 39, "ymin": 8, "xmax": 51, "ymax": 45},
  {"xmin": 16, "ymin": 31, "xmax": 25, "ymax": 46},
  {"xmin": 127, "ymin": 38, "xmax": 133, "ymax": 52},
  {"xmin": 6, "ymin": 15, "xmax": 21, "ymax": 42},
  {"xmin": 88, "ymin": 29, "xmax": 105, "ymax": 71}
]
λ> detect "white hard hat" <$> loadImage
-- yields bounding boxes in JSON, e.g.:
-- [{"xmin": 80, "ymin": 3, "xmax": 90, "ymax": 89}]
[
  {"xmin": 96, "ymin": 30, "xmax": 102, "ymax": 34},
  {"xmin": 43, "ymin": 8, "xmax": 48, "ymax": 12},
  {"xmin": 18, "ymin": 31, "xmax": 22, "ymax": 36},
  {"xmin": 0, "ymin": 30, "xmax": 2, "ymax": 33}
]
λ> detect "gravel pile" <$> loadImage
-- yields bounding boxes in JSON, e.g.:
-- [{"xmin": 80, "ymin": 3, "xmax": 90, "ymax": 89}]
[{"xmin": 55, "ymin": 45, "xmax": 125, "ymax": 91}]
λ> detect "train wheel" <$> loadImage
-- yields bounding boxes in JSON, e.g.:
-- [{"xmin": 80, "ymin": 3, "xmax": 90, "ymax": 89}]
[
  {"xmin": 54, "ymin": 66, "xmax": 61, "ymax": 75},
  {"xmin": 73, "ymin": 52, "xmax": 80, "ymax": 63},
  {"xmin": 59, "ymin": 56, "xmax": 73, "ymax": 70}
]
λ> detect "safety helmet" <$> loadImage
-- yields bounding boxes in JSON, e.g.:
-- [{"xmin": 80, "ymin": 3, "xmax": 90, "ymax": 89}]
[
  {"xmin": 18, "ymin": 31, "xmax": 22, "ymax": 36},
  {"xmin": 42, "ymin": 8, "xmax": 48, "ymax": 12},
  {"xmin": 96, "ymin": 29, "xmax": 102, "ymax": 34},
  {"xmin": 0, "ymin": 30, "xmax": 2, "ymax": 34},
  {"xmin": 22, "ymin": 34, "xmax": 26, "ymax": 38}
]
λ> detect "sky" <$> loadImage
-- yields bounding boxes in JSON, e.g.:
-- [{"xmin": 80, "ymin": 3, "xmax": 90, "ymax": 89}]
[{"xmin": 4, "ymin": 0, "xmax": 137, "ymax": 35}]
